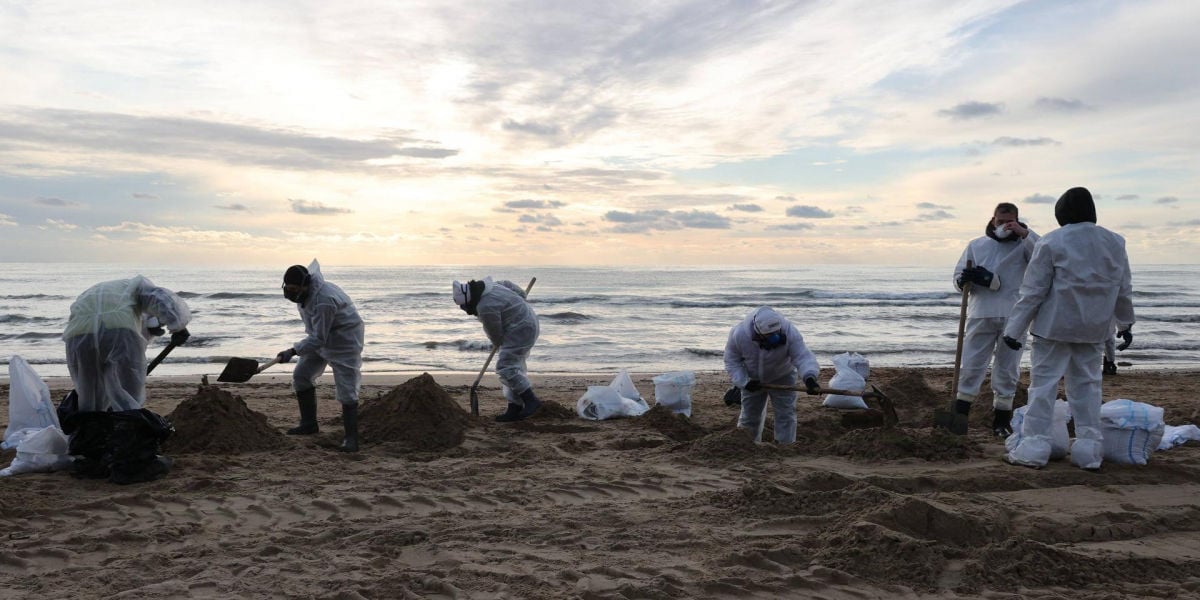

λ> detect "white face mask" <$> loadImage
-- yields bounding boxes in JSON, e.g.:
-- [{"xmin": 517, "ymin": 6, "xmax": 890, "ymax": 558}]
[{"xmin": 994, "ymin": 225, "xmax": 1012, "ymax": 239}]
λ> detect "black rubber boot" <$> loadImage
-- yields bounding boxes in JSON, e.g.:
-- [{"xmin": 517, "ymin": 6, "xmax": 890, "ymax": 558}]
[
  {"xmin": 287, "ymin": 388, "xmax": 319, "ymax": 435},
  {"xmin": 517, "ymin": 388, "xmax": 543, "ymax": 419},
  {"xmin": 949, "ymin": 399, "xmax": 971, "ymax": 436},
  {"xmin": 494, "ymin": 403, "xmax": 524, "ymax": 422},
  {"xmin": 992, "ymin": 409, "xmax": 1013, "ymax": 437},
  {"xmin": 339, "ymin": 404, "xmax": 359, "ymax": 452}
]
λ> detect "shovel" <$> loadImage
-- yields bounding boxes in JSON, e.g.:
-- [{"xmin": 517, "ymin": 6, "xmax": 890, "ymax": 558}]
[
  {"xmin": 935, "ymin": 260, "xmax": 973, "ymax": 435},
  {"xmin": 469, "ymin": 277, "xmax": 537, "ymax": 416},
  {"xmin": 217, "ymin": 355, "xmax": 283, "ymax": 383},
  {"xmin": 763, "ymin": 383, "xmax": 898, "ymax": 428}
]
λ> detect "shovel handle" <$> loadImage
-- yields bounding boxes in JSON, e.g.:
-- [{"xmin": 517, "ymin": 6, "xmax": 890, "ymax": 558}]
[
  {"xmin": 257, "ymin": 356, "xmax": 283, "ymax": 373},
  {"xmin": 146, "ymin": 342, "xmax": 178, "ymax": 375},
  {"xmin": 762, "ymin": 383, "xmax": 865, "ymax": 396}
]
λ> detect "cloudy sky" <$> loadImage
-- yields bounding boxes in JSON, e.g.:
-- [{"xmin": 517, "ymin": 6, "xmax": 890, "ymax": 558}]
[{"xmin": 1, "ymin": 0, "xmax": 1196, "ymax": 266}]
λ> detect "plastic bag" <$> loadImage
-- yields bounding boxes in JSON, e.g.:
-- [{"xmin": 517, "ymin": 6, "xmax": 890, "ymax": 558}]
[
  {"xmin": 1100, "ymin": 399, "xmax": 1165, "ymax": 465},
  {"xmin": 1158, "ymin": 424, "xmax": 1200, "ymax": 451},
  {"xmin": 1006, "ymin": 400, "xmax": 1071, "ymax": 460},
  {"xmin": 3, "ymin": 355, "xmax": 60, "ymax": 444},
  {"xmin": 653, "ymin": 371, "xmax": 695, "ymax": 417},
  {"xmin": 822, "ymin": 353, "xmax": 867, "ymax": 410},
  {"xmin": 0, "ymin": 426, "xmax": 72, "ymax": 477},
  {"xmin": 576, "ymin": 370, "xmax": 650, "ymax": 420}
]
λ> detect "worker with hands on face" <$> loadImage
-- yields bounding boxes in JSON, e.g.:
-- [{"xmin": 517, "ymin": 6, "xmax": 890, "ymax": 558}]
[
  {"xmin": 951, "ymin": 202, "xmax": 1040, "ymax": 436},
  {"xmin": 723, "ymin": 306, "xmax": 821, "ymax": 444},
  {"xmin": 276, "ymin": 259, "xmax": 365, "ymax": 452},
  {"xmin": 1002, "ymin": 187, "xmax": 1135, "ymax": 471},
  {"xmin": 63, "ymin": 276, "xmax": 191, "ymax": 413}
]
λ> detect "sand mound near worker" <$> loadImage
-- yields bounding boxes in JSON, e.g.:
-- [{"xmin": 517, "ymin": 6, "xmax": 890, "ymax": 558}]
[
  {"xmin": 359, "ymin": 373, "xmax": 469, "ymax": 451},
  {"xmin": 826, "ymin": 426, "xmax": 981, "ymax": 461},
  {"xmin": 642, "ymin": 404, "xmax": 708, "ymax": 442},
  {"xmin": 872, "ymin": 370, "xmax": 944, "ymax": 426},
  {"xmin": 679, "ymin": 427, "xmax": 773, "ymax": 460},
  {"xmin": 163, "ymin": 385, "xmax": 289, "ymax": 454},
  {"xmin": 527, "ymin": 399, "xmax": 576, "ymax": 420}
]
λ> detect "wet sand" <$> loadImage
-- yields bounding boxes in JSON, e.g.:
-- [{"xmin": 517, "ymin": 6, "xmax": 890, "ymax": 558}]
[{"xmin": 2, "ymin": 367, "xmax": 1199, "ymax": 599}]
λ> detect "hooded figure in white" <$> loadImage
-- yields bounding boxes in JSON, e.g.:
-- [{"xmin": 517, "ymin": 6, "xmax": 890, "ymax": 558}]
[
  {"xmin": 63, "ymin": 276, "xmax": 192, "ymax": 413},
  {"xmin": 951, "ymin": 202, "xmax": 1040, "ymax": 436},
  {"xmin": 723, "ymin": 307, "xmax": 821, "ymax": 444},
  {"xmin": 1002, "ymin": 187, "xmax": 1135, "ymax": 470},
  {"xmin": 276, "ymin": 259, "xmax": 365, "ymax": 452},
  {"xmin": 453, "ymin": 278, "xmax": 540, "ymax": 422}
]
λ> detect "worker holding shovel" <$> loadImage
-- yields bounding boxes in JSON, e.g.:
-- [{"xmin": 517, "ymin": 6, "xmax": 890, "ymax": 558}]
[
  {"xmin": 453, "ymin": 277, "xmax": 541, "ymax": 422},
  {"xmin": 723, "ymin": 306, "xmax": 821, "ymax": 445},
  {"xmin": 277, "ymin": 259, "xmax": 365, "ymax": 452},
  {"xmin": 948, "ymin": 202, "xmax": 1039, "ymax": 436}
]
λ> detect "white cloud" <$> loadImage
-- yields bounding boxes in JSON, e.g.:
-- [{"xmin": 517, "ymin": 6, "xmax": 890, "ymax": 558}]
[{"xmin": 0, "ymin": 213, "xmax": 16, "ymax": 227}]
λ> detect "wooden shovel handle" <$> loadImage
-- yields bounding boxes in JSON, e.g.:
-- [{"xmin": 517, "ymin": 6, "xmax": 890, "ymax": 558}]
[
  {"xmin": 762, "ymin": 383, "xmax": 865, "ymax": 396},
  {"xmin": 257, "ymin": 356, "xmax": 283, "ymax": 373}
]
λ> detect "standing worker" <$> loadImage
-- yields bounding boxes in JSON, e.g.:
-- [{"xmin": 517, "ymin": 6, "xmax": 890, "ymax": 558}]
[
  {"xmin": 63, "ymin": 276, "xmax": 191, "ymax": 413},
  {"xmin": 950, "ymin": 202, "xmax": 1040, "ymax": 436},
  {"xmin": 723, "ymin": 306, "xmax": 821, "ymax": 444},
  {"xmin": 1002, "ymin": 187, "xmax": 1135, "ymax": 470},
  {"xmin": 276, "ymin": 259, "xmax": 365, "ymax": 452},
  {"xmin": 453, "ymin": 277, "xmax": 541, "ymax": 422}
]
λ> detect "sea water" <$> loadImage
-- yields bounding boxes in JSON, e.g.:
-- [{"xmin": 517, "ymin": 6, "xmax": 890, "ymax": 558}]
[{"xmin": 1, "ymin": 263, "xmax": 1197, "ymax": 379}]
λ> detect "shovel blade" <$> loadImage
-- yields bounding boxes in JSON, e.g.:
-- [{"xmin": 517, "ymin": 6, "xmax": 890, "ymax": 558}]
[{"xmin": 217, "ymin": 357, "xmax": 261, "ymax": 383}]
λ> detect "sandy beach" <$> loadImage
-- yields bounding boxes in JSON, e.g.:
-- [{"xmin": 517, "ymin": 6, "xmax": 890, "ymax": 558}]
[{"xmin": 3, "ymin": 366, "xmax": 1200, "ymax": 599}]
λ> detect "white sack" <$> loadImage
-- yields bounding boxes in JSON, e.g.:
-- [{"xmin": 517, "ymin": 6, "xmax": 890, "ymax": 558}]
[
  {"xmin": 1100, "ymin": 399, "xmax": 1165, "ymax": 466},
  {"xmin": 822, "ymin": 352, "xmax": 868, "ymax": 410},
  {"xmin": 653, "ymin": 371, "xmax": 695, "ymax": 417},
  {"xmin": 1006, "ymin": 400, "xmax": 1072, "ymax": 460}
]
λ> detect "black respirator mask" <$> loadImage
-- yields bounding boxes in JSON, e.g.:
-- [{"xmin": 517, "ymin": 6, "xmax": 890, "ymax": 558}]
[
  {"xmin": 282, "ymin": 275, "xmax": 311, "ymax": 304},
  {"xmin": 753, "ymin": 331, "xmax": 787, "ymax": 350}
]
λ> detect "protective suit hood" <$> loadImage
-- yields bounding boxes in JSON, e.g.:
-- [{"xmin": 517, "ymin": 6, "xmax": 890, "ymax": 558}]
[{"xmin": 1055, "ymin": 187, "xmax": 1097, "ymax": 226}]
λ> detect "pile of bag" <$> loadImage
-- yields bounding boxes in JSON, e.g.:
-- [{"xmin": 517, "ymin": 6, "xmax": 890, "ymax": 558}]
[
  {"xmin": 1, "ymin": 356, "xmax": 72, "ymax": 477},
  {"xmin": 1005, "ymin": 397, "xmax": 1169, "ymax": 466},
  {"xmin": 576, "ymin": 370, "xmax": 695, "ymax": 420}
]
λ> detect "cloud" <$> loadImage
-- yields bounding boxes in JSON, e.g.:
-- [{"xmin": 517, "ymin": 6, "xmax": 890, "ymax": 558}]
[
  {"xmin": 767, "ymin": 223, "xmax": 815, "ymax": 231},
  {"xmin": 502, "ymin": 119, "xmax": 562, "ymax": 137},
  {"xmin": 937, "ymin": 101, "xmax": 1003, "ymax": 120},
  {"xmin": 0, "ymin": 213, "xmax": 16, "ymax": 227},
  {"xmin": 503, "ymin": 199, "xmax": 566, "ymax": 210},
  {"xmin": 35, "ymin": 196, "xmax": 80, "ymax": 207},
  {"xmin": 215, "ymin": 203, "xmax": 249, "ymax": 211},
  {"xmin": 919, "ymin": 210, "xmax": 955, "ymax": 220},
  {"xmin": 992, "ymin": 137, "xmax": 1060, "ymax": 147},
  {"xmin": 132, "ymin": 192, "xmax": 159, "ymax": 200},
  {"xmin": 1035, "ymin": 97, "xmax": 1092, "ymax": 112},
  {"xmin": 0, "ymin": 107, "xmax": 457, "ymax": 172},
  {"xmin": 41, "ymin": 218, "xmax": 78, "ymax": 230},
  {"xmin": 289, "ymin": 199, "xmax": 352, "ymax": 215},
  {"xmin": 1169, "ymin": 219, "xmax": 1200, "ymax": 227},
  {"xmin": 1024, "ymin": 194, "xmax": 1056, "ymax": 204},
  {"xmin": 1116, "ymin": 194, "xmax": 1139, "ymax": 201},
  {"xmin": 604, "ymin": 209, "xmax": 729, "ymax": 232},
  {"xmin": 786, "ymin": 205, "xmax": 834, "ymax": 219},
  {"xmin": 633, "ymin": 194, "xmax": 749, "ymax": 209},
  {"xmin": 728, "ymin": 203, "xmax": 763, "ymax": 212},
  {"xmin": 518, "ymin": 213, "xmax": 563, "ymax": 227},
  {"xmin": 1156, "ymin": 196, "xmax": 1179, "ymax": 204},
  {"xmin": 916, "ymin": 202, "xmax": 952, "ymax": 210}
]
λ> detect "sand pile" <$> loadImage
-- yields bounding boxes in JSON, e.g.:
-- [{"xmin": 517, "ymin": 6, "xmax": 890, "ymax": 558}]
[
  {"xmin": 642, "ymin": 404, "xmax": 708, "ymax": 442},
  {"xmin": 826, "ymin": 427, "xmax": 981, "ymax": 461},
  {"xmin": 679, "ymin": 427, "xmax": 770, "ymax": 460},
  {"xmin": 872, "ymin": 370, "xmax": 946, "ymax": 426},
  {"xmin": 527, "ymin": 399, "xmax": 576, "ymax": 420},
  {"xmin": 163, "ymin": 385, "xmax": 289, "ymax": 454},
  {"xmin": 358, "ymin": 373, "xmax": 469, "ymax": 451}
]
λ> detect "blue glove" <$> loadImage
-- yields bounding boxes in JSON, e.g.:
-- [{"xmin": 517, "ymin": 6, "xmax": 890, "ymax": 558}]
[
  {"xmin": 1002, "ymin": 335, "xmax": 1022, "ymax": 351},
  {"xmin": 1117, "ymin": 329, "xmax": 1133, "ymax": 351}
]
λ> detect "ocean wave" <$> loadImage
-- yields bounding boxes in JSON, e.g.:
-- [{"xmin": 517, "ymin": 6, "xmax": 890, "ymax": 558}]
[
  {"xmin": 421, "ymin": 339, "xmax": 493, "ymax": 352},
  {"xmin": 0, "ymin": 331, "xmax": 62, "ymax": 340},
  {"xmin": 0, "ymin": 314, "xmax": 60, "ymax": 324},
  {"xmin": 0, "ymin": 294, "xmax": 70, "ymax": 300},
  {"xmin": 539, "ymin": 311, "xmax": 594, "ymax": 322},
  {"xmin": 684, "ymin": 347, "xmax": 723, "ymax": 358},
  {"xmin": 1143, "ymin": 314, "xmax": 1200, "ymax": 323},
  {"xmin": 205, "ymin": 292, "xmax": 280, "ymax": 300}
]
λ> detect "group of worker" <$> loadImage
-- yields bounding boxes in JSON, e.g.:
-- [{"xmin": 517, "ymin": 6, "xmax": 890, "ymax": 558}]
[{"xmin": 61, "ymin": 185, "xmax": 1132, "ymax": 472}]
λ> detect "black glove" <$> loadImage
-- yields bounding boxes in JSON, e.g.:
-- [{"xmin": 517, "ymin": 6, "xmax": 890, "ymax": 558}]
[
  {"xmin": 277, "ymin": 348, "xmax": 297, "ymax": 363},
  {"xmin": 147, "ymin": 326, "xmax": 166, "ymax": 337},
  {"xmin": 723, "ymin": 386, "xmax": 742, "ymax": 406},
  {"xmin": 961, "ymin": 266, "xmax": 994, "ymax": 288},
  {"xmin": 170, "ymin": 328, "xmax": 190, "ymax": 346},
  {"xmin": 744, "ymin": 379, "xmax": 762, "ymax": 392},
  {"xmin": 992, "ymin": 409, "xmax": 1013, "ymax": 437},
  {"xmin": 1117, "ymin": 329, "xmax": 1133, "ymax": 351},
  {"xmin": 1002, "ymin": 335, "xmax": 1022, "ymax": 351},
  {"xmin": 804, "ymin": 376, "xmax": 821, "ymax": 395}
]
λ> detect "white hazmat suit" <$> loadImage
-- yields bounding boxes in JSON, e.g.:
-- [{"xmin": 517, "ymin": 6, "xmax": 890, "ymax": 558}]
[
  {"xmin": 952, "ymin": 220, "xmax": 1039, "ymax": 412},
  {"xmin": 63, "ymin": 276, "xmax": 191, "ymax": 412},
  {"xmin": 1003, "ymin": 188, "xmax": 1135, "ymax": 470},
  {"xmin": 474, "ymin": 279, "xmax": 539, "ymax": 404},
  {"xmin": 724, "ymin": 307, "xmax": 820, "ymax": 444},
  {"xmin": 290, "ymin": 259, "xmax": 365, "ymax": 407}
]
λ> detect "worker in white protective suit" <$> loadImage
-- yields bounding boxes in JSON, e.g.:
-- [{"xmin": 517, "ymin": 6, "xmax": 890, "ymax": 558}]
[
  {"xmin": 1002, "ymin": 187, "xmax": 1135, "ymax": 470},
  {"xmin": 453, "ymin": 278, "xmax": 540, "ymax": 422},
  {"xmin": 63, "ymin": 276, "xmax": 192, "ymax": 413},
  {"xmin": 723, "ymin": 307, "xmax": 821, "ymax": 444},
  {"xmin": 950, "ymin": 202, "xmax": 1040, "ymax": 436},
  {"xmin": 276, "ymin": 259, "xmax": 365, "ymax": 452}
]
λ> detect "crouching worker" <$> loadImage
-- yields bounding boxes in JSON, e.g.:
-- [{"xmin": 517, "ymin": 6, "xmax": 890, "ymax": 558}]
[
  {"xmin": 723, "ymin": 306, "xmax": 821, "ymax": 444},
  {"xmin": 453, "ymin": 278, "xmax": 540, "ymax": 422},
  {"xmin": 277, "ymin": 259, "xmax": 365, "ymax": 452},
  {"xmin": 61, "ymin": 275, "xmax": 191, "ymax": 483}
]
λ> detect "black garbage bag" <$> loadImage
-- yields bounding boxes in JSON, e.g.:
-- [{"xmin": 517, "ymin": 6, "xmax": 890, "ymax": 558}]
[{"xmin": 62, "ymin": 408, "xmax": 175, "ymax": 484}]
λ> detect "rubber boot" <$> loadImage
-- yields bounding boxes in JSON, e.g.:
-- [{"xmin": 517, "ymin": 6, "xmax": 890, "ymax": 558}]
[
  {"xmin": 517, "ymin": 388, "xmax": 543, "ymax": 419},
  {"xmin": 950, "ymin": 399, "xmax": 971, "ymax": 436},
  {"xmin": 339, "ymin": 404, "xmax": 359, "ymax": 452},
  {"xmin": 494, "ymin": 403, "xmax": 524, "ymax": 422},
  {"xmin": 287, "ymin": 388, "xmax": 319, "ymax": 435},
  {"xmin": 992, "ymin": 409, "xmax": 1013, "ymax": 437}
]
